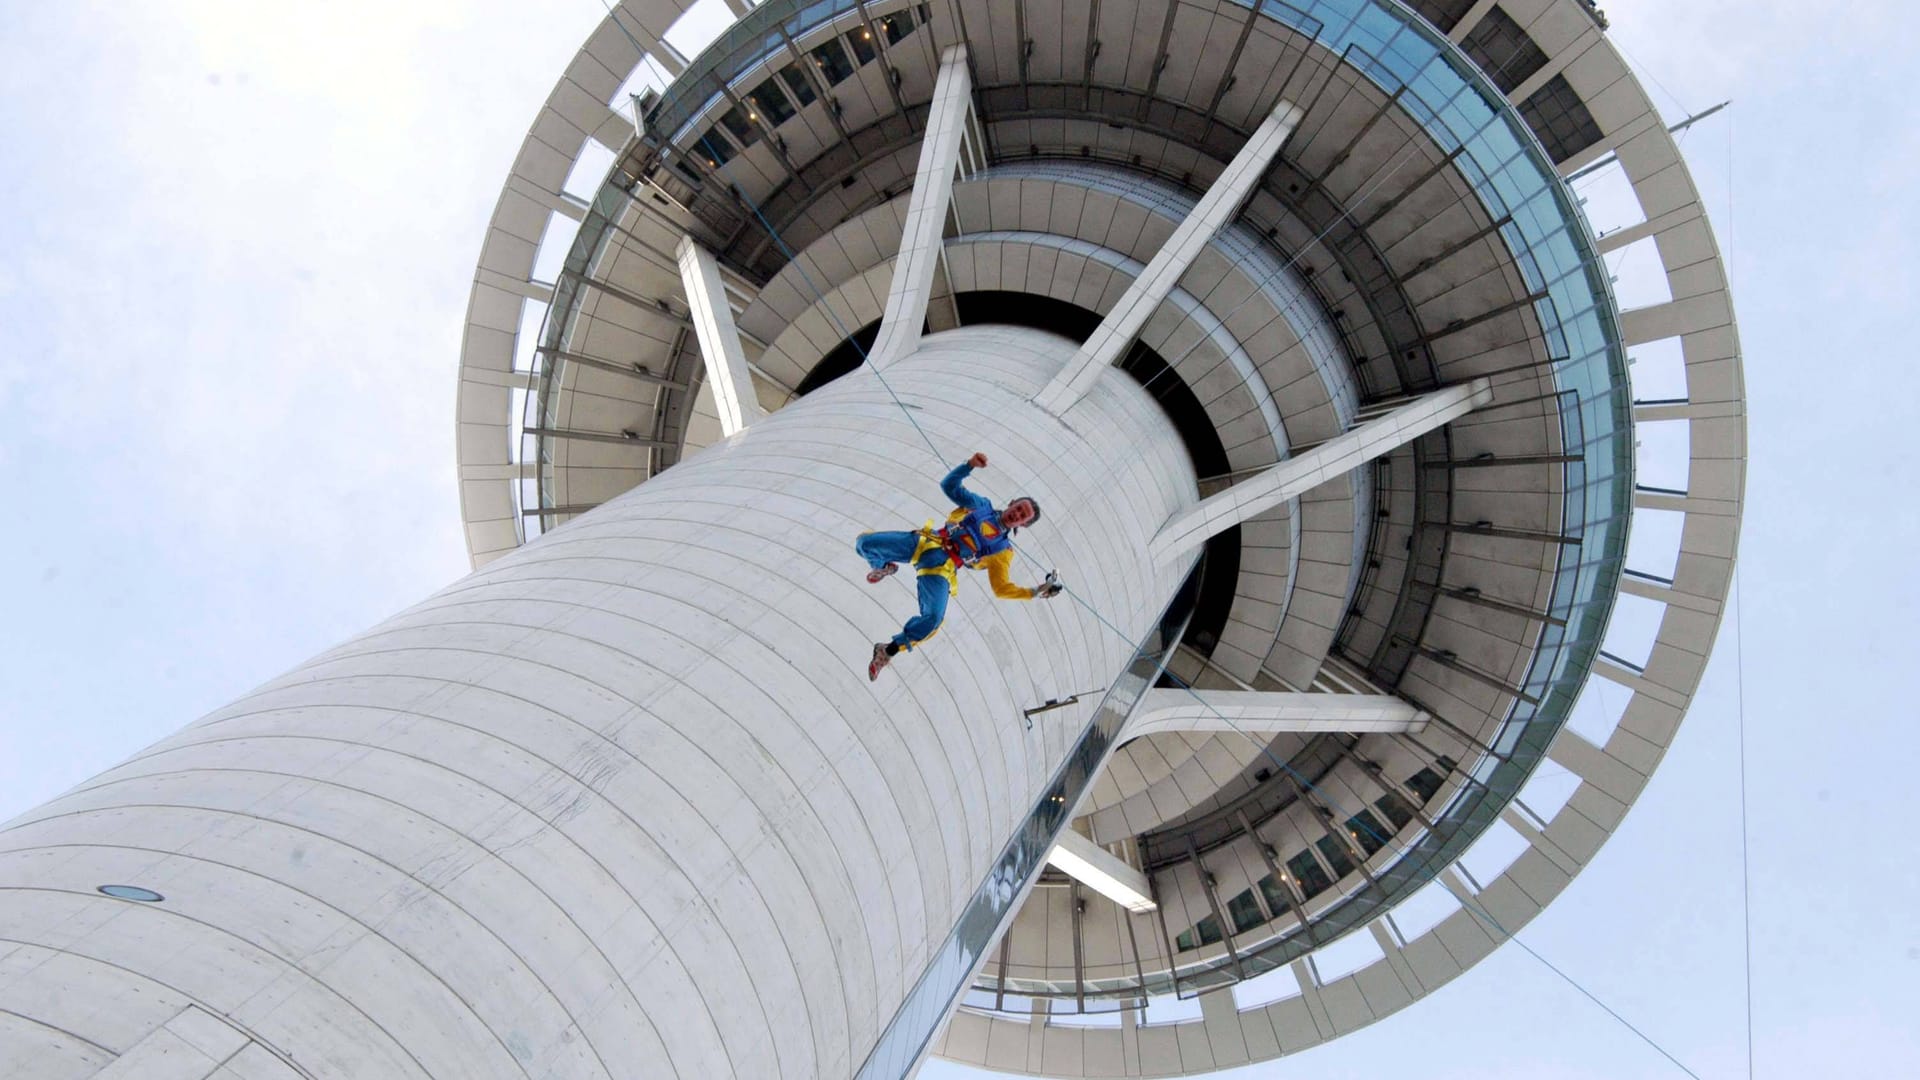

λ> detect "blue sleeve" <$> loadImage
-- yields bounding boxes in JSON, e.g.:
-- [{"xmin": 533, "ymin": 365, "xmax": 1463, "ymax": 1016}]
[{"xmin": 939, "ymin": 462, "xmax": 991, "ymax": 512}]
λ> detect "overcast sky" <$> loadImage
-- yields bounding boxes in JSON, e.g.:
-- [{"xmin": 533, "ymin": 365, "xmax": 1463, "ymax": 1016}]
[{"xmin": 2, "ymin": 1, "xmax": 1916, "ymax": 1077}]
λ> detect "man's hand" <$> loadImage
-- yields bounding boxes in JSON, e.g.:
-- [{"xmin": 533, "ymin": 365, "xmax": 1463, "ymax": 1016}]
[
  {"xmin": 1036, "ymin": 582, "xmax": 1063, "ymax": 599},
  {"xmin": 968, "ymin": 452, "xmax": 989, "ymax": 469}
]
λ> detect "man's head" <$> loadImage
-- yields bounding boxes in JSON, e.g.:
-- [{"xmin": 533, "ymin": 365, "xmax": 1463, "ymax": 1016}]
[{"xmin": 1002, "ymin": 497, "xmax": 1041, "ymax": 529}]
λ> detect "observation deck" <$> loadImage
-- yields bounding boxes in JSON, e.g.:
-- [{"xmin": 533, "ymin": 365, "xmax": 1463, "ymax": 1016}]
[{"xmin": 451, "ymin": 0, "xmax": 1745, "ymax": 1072}]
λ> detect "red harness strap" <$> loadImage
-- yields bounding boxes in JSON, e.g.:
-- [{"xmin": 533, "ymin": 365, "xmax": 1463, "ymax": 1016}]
[
  {"xmin": 938, "ymin": 515, "xmax": 1005, "ymax": 569},
  {"xmin": 937, "ymin": 527, "xmax": 971, "ymax": 568}
]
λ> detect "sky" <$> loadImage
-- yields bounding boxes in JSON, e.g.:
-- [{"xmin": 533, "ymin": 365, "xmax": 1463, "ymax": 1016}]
[{"xmin": 1, "ymin": 1, "xmax": 1917, "ymax": 1077}]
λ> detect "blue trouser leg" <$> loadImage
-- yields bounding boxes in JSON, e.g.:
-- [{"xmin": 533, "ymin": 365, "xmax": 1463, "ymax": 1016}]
[
  {"xmin": 856, "ymin": 530, "xmax": 920, "ymax": 570},
  {"xmin": 892, "ymin": 572, "xmax": 951, "ymax": 650}
]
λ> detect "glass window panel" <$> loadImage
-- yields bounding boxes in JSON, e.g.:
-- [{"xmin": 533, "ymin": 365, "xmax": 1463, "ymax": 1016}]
[
  {"xmin": 718, "ymin": 105, "xmax": 760, "ymax": 146},
  {"xmin": 845, "ymin": 26, "xmax": 878, "ymax": 64},
  {"xmin": 1374, "ymin": 790, "xmax": 1416, "ymax": 830},
  {"xmin": 1405, "ymin": 766, "xmax": 1445, "ymax": 803},
  {"xmin": 780, "ymin": 65, "xmax": 817, "ymax": 106},
  {"xmin": 1176, "ymin": 911, "xmax": 1225, "ymax": 951},
  {"xmin": 1197, "ymin": 913, "xmax": 1222, "ymax": 945},
  {"xmin": 1345, "ymin": 810, "xmax": 1389, "ymax": 856},
  {"xmin": 879, "ymin": 7, "xmax": 915, "ymax": 43},
  {"xmin": 746, "ymin": 80, "xmax": 796, "ymax": 125},
  {"xmin": 693, "ymin": 128, "xmax": 735, "ymax": 165},
  {"xmin": 1355, "ymin": 6, "xmax": 1400, "ymax": 52},
  {"xmin": 1286, "ymin": 850, "xmax": 1333, "ymax": 900},
  {"xmin": 1257, "ymin": 873, "xmax": 1293, "ymax": 916},
  {"xmin": 1227, "ymin": 889, "xmax": 1265, "ymax": 934},
  {"xmin": 1314, "ymin": 836, "xmax": 1356, "ymax": 878},
  {"xmin": 810, "ymin": 37, "xmax": 855, "ymax": 84}
]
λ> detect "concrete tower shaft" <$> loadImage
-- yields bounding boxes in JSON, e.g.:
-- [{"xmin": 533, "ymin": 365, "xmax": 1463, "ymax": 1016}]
[{"xmin": 0, "ymin": 328, "xmax": 1195, "ymax": 1080}]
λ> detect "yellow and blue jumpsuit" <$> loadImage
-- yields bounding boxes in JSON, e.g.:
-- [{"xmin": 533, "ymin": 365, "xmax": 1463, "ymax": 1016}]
[{"xmin": 855, "ymin": 461, "xmax": 1035, "ymax": 652}]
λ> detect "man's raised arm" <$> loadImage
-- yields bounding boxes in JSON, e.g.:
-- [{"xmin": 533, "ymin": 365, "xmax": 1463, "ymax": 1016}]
[{"xmin": 940, "ymin": 451, "xmax": 993, "ymax": 511}]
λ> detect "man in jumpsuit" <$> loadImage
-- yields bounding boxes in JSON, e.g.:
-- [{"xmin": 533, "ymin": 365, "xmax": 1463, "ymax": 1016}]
[{"xmin": 857, "ymin": 452, "xmax": 1063, "ymax": 680}]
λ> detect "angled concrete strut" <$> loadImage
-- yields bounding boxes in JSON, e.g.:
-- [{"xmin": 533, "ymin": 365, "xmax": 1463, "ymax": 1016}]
[
  {"xmin": 1151, "ymin": 379, "xmax": 1496, "ymax": 563},
  {"xmin": 677, "ymin": 235, "xmax": 765, "ymax": 437},
  {"xmin": 1124, "ymin": 689, "xmax": 1427, "ymax": 740},
  {"xmin": 1033, "ymin": 97, "xmax": 1306, "ymax": 415},
  {"xmin": 1046, "ymin": 829, "xmax": 1157, "ymax": 914},
  {"xmin": 869, "ymin": 45, "xmax": 974, "ymax": 369}
]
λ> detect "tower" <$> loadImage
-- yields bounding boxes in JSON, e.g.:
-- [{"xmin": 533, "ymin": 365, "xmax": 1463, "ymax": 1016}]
[{"xmin": 0, "ymin": 2, "xmax": 1744, "ymax": 1079}]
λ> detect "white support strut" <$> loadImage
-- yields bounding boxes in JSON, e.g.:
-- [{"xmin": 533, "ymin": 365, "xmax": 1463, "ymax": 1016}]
[
  {"xmin": 676, "ymin": 235, "xmax": 766, "ymax": 437},
  {"xmin": 1124, "ymin": 689, "xmax": 1427, "ymax": 743},
  {"xmin": 869, "ymin": 44, "xmax": 973, "ymax": 368},
  {"xmin": 1046, "ymin": 829, "xmax": 1157, "ymax": 913},
  {"xmin": 1151, "ymin": 379, "xmax": 1496, "ymax": 563},
  {"xmin": 1033, "ymin": 97, "xmax": 1305, "ymax": 415}
]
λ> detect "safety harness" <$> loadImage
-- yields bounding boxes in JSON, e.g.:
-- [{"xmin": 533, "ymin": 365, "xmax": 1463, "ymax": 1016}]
[
  {"xmin": 938, "ymin": 507, "xmax": 1012, "ymax": 567},
  {"xmin": 910, "ymin": 507, "xmax": 1013, "ymax": 594}
]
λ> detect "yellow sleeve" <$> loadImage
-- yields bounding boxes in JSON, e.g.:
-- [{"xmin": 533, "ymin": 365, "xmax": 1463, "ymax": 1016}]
[{"xmin": 981, "ymin": 550, "xmax": 1035, "ymax": 600}]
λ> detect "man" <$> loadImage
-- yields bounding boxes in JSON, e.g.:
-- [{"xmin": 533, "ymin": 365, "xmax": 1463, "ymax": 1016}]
[{"xmin": 856, "ymin": 451, "xmax": 1064, "ymax": 680}]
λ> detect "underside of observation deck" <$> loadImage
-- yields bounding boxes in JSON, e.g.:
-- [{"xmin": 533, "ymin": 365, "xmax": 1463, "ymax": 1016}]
[{"xmin": 453, "ymin": 0, "xmax": 1745, "ymax": 1074}]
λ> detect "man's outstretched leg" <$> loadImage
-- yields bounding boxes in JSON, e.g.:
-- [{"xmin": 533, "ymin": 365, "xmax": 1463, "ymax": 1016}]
[
  {"xmin": 870, "ymin": 570, "xmax": 951, "ymax": 681},
  {"xmin": 856, "ymin": 530, "xmax": 919, "ymax": 584}
]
